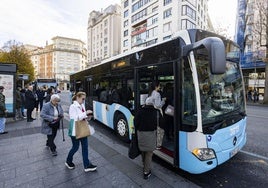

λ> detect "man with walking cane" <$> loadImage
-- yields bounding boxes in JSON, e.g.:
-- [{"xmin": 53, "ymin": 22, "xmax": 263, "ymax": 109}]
[{"xmin": 61, "ymin": 118, "xmax": 65, "ymax": 142}]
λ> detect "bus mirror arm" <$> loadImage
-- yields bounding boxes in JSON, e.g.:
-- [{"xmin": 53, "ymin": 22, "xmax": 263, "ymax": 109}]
[{"xmin": 182, "ymin": 37, "xmax": 226, "ymax": 74}]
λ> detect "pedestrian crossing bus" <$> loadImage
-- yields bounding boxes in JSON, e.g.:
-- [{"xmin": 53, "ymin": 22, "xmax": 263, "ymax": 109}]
[{"xmin": 70, "ymin": 29, "xmax": 247, "ymax": 174}]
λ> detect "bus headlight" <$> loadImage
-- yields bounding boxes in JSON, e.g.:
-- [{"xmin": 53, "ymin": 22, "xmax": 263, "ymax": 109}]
[{"xmin": 192, "ymin": 148, "xmax": 216, "ymax": 161}]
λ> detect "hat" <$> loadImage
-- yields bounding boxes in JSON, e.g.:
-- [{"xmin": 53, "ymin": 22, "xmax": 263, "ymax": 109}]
[{"xmin": 0, "ymin": 86, "xmax": 4, "ymax": 90}]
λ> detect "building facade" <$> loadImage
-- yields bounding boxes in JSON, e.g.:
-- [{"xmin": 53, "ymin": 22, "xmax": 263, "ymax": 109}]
[
  {"xmin": 121, "ymin": 0, "xmax": 209, "ymax": 53},
  {"xmin": 26, "ymin": 37, "xmax": 87, "ymax": 90},
  {"xmin": 87, "ymin": 4, "xmax": 121, "ymax": 67},
  {"xmin": 235, "ymin": 0, "xmax": 267, "ymax": 100}
]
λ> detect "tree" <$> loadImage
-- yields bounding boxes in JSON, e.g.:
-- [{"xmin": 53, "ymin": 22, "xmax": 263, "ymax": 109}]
[
  {"xmin": 253, "ymin": 1, "xmax": 268, "ymax": 104},
  {"xmin": 0, "ymin": 40, "xmax": 35, "ymax": 85}
]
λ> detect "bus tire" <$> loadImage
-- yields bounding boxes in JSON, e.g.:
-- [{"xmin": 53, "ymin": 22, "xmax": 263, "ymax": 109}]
[{"xmin": 115, "ymin": 114, "xmax": 129, "ymax": 142}]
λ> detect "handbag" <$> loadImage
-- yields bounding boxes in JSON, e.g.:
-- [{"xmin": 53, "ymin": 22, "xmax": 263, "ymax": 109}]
[
  {"xmin": 75, "ymin": 120, "xmax": 95, "ymax": 139},
  {"xmin": 164, "ymin": 105, "xmax": 174, "ymax": 116},
  {"xmin": 128, "ymin": 133, "xmax": 141, "ymax": 159}
]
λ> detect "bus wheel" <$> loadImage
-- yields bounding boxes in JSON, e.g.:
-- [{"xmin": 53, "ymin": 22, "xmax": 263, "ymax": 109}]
[{"xmin": 115, "ymin": 114, "xmax": 129, "ymax": 142}]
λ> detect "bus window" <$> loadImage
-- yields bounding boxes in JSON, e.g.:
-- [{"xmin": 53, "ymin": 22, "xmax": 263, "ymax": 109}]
[{"xmin": 181, "ymin": 57, "xmax": 197, "ymax": 132}]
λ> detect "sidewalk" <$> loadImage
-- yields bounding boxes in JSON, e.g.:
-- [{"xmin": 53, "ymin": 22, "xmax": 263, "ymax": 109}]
[{"xmin": 0, "ymin": 114, "xmax": 198, "ymax": 188}]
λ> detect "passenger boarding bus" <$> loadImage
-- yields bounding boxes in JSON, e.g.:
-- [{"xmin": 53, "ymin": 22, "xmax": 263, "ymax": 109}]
[{"xmin": 70, "ymin": 29, "xmax": 246, "ymax": 174}]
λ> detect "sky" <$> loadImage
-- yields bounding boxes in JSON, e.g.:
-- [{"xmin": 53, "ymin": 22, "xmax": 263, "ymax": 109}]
[{"xmin": 0, "ymin": 0, "xmax": 237, "ymax": 48}]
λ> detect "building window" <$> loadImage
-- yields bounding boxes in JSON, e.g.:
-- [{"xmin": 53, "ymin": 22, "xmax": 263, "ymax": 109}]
[
  {"xmin": 104, "ymin": 20, "xmax": 108, "ymax": 26},
  {"xmin": 163, "ymin": 22, "xmax": 171, "ymax": 32},
  {"xmin": 124, "ymin": 30, "xmax": 129, "ymax": 37},
  {"xmin": 147, "ymin": 14, "xmax": 158, "ymax": 26},
  {"xmin": 163, "ymin": 35, "xmax": 171, "ymax": 40},
  {"xmin": 124, "ymin": 0, "xmax": 129, "ymax": 8},
  {"xmin": 183, "ymin": 0, "xmax": 197, "ymax": 7},
  {"xmin": 152, "ymin": 6, "xmax": 158, "ymax": 12},
  {"xmin": 163, "ymin": 8, "xmax": 172, "ymax": 19},
  {"xmin": 181, "ymin": 19, "xmax": 196, "ymax": 29},
  {"xmin": 124, "ymin": 10, "xmax": 129, "ymax": 18},
  {"xmin": 124, "ymin": 20, "xmax": 129, "ymax": 27},
  {"xmin": 132, "ymin": 0, "xmax": 151, "ymax": 13},
  {"xmin": 182, "ymin": 5, "xmax": 196, "ymax": 20},
  {"xmin": 131, "ymin": 9, "xmax": 147, "ymax": 23},
  {"xmin": 146, "ymin": 27, "xmax": 158, "ymax": 38},
  {"xmin": 164, "ymin": 0, "xmax": 172, "ymax": 6},
  {"xmin": 123, "ymin": 39, "xmax": 129, "ymax": 47}
]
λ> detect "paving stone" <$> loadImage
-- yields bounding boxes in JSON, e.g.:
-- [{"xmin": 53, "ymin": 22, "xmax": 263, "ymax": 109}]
[
  {"xmin": 52, "ymin": 180, "xmax": 78, "ymax": 188},
  {"xmin": 80, "ymin": 177, "xmax": 111, "ymax": 188},
  {"xmin": 3, "ymin": 169, "xmax": 47, "ymax": 188},
  {"xmin": 0, "ymin": 150, "xmax": 28, "ymax": 166},
  {"xmin": 14, "ymin": 178, "xmax": 45, "ymax": 188},
  {"xmin": 0, "ymin": 169, "xmax": 16, "ymax": 182},
  {"xmin": 104, "ymin": 170, "xmax": 139, "ymax": 188},
  {"xmin": 16, "ymin": 160, "xmax": 53, "ymax": 176}
]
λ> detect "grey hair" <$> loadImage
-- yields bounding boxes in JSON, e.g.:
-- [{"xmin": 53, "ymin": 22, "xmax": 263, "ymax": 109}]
[{"xmin": 50, "ymin": 94, "xmax": 60, "ymax": 102}]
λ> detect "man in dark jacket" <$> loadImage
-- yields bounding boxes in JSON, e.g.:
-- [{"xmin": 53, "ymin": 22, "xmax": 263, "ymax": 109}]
[
  {"xmin": 36, "ymin": 86, "xmax": 45, "ymax": 111},
  {"xmin": 134, "ymin": 99, "xmax": 158, "ymax": 180},
  {"xmin": 25, "ymin": 85, "xmax": 37, "ymax": 122}
]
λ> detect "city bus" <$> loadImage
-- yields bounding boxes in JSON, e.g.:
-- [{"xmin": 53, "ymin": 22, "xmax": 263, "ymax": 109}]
[
  {"xmin": 70, "ymin": 29, "xmax": 247, "ymax": 174},
  {"xmin": 33, "ymin": 78, "xmax": 58, "ymax": 91}
]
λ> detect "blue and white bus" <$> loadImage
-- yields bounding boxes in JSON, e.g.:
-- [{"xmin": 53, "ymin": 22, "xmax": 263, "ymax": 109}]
[
  {"xmin": 33, "ymin": 78, "xmax": 58, "ymax": 90},
  {"xmin": 70, "ymin": 29, "xmax": 247, "ymax": 174}
]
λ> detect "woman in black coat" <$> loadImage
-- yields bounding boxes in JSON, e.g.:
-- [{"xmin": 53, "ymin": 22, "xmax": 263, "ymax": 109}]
[{"xmin": 134, "ymin": 99, "xmax": 158, "ymax": 180}]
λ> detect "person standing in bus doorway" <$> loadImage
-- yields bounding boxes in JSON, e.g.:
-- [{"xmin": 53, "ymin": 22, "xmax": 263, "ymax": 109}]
[
  {"xmin": 0, "ymin": 86, "xmax": 8, "ymax": 134},
  {"xmin": 40, "ymin": 94, "xmax": 64, "ymax": 156},
  {"xmin": 134, "ymin": 99, "xmax": 158, "ymax": 179},
  {"xmin": 65, "ymin": 92, "xmax": 97, "ymax": 172},
  {"xmin": 147, "ymin": 81, "xmax": 166, "ymax": 149},
  {"xmin": 25, "ymin": 85, "xmax": 37, "ymax": 122}
]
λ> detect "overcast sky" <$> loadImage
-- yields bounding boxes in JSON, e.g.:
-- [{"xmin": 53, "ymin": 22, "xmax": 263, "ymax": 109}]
[{"xmin": 0, "ymin": 0, "xmax": 237, "ymax": 48}]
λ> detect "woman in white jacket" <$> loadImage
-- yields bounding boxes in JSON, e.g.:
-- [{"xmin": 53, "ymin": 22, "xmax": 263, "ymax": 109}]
[{"xmin": 65, "ymin": 92, "xmax": 97, "ymax": 172}]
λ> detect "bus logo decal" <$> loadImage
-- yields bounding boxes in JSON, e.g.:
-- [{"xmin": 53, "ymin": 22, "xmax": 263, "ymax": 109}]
[{"xmin": 207, "ymin": 135, "xmax": 212, "ymax": 142}]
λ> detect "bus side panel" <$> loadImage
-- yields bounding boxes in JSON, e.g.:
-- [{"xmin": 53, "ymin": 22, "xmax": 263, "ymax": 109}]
[
  {"xmin": 93, "ymin": 101, "xmax": 111, "ymax": 128},
  {"xmin": 207, "ymin": 118, "xmax": 247, "ymax": 165},
  {"xmin": 179, "ymin": 132, "xmax": 217, "ymax": 174},
  {"xmin": 93, "ymin": 101, "xmax": 134, "ymax": 138}
]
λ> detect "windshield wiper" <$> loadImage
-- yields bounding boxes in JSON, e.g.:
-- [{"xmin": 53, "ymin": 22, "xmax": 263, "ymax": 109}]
[{"xmin": 204, "ymin": 120, "xmax": 225, "ymax": 134}]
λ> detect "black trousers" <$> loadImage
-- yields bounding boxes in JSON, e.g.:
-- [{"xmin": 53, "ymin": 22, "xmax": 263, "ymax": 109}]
[
  {"xmin": 47, "ymin": 125, "xmax": 59, "ymax": 152},
  {"xmin": 27, "ymin": 107, "xmax": 34, "ymax": 121}
]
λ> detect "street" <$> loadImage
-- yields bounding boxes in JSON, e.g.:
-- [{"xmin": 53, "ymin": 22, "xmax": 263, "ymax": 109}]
[{"xmin": 59, "ymin": 91, "xmax": 268, "ymax": 187}]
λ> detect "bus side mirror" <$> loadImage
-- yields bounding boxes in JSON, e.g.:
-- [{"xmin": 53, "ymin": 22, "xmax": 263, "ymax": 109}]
[{"xmin": 182, "ymin": 37, "xmax": 226, "ymax": 74}]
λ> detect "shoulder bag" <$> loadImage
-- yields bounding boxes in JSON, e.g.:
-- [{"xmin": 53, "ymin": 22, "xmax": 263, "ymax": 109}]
[
  {"xmin": 128, "ymin": 133, "xmax": 141, "ymax": 159},
  {"xmin": 75, "ymin": 120, "xmax": 95, "ymax": 139}
]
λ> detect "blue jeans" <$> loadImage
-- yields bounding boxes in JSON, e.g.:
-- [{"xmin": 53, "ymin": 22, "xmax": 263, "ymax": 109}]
[
  {"xmin": 0, "ymin": 117, "xmax": 6, "ymax": 133},
  {"xmin": 66, "ymin": 136, "xmax": 92, "ymax": 168}
]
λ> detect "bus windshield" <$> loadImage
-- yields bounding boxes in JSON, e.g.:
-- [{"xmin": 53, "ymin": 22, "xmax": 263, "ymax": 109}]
[
  {"xmin": 35, "ymin": 79, "xmax": 57, "ymax": 90},
  {"xmin": 182, "ymin": 43, "xmax": 245, "ymax": 133},
  {"xmin": 196, "ymin": 44, "xmax": 245, "ymax": 131}
]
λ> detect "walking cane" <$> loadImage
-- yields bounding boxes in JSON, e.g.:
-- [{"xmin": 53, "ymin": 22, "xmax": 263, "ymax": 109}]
[{"xmin": 61, "ymin": 118, "xmax": 65, "ymax": 141}]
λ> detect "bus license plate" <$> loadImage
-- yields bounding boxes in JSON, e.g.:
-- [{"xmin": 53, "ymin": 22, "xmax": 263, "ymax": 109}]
[{"xmin": 230, "ymin": 148, "xmax": 239, "ymax": 158}]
